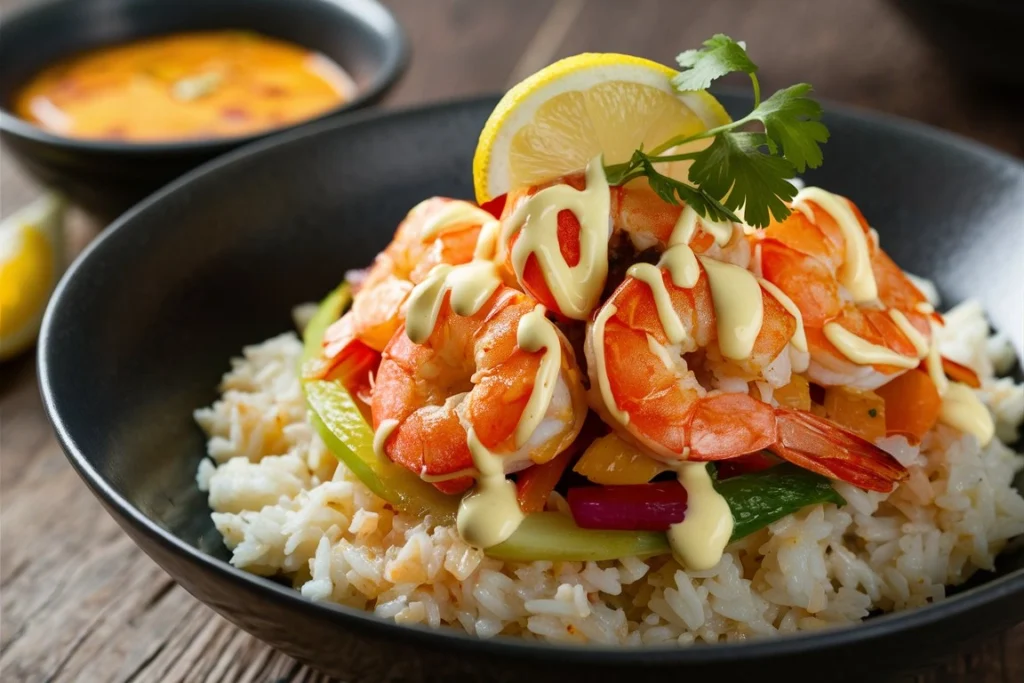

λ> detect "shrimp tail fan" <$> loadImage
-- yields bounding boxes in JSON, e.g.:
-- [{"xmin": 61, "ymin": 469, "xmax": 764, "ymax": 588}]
[{"xmin": 768, "ymin": 408, "xmax": 909, "ymax": 493}]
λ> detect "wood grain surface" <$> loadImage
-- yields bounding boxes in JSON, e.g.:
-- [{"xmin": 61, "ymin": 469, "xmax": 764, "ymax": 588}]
[{"xmin": 1, "ymin": 1, "xmax": 1022, "ymax": 681}]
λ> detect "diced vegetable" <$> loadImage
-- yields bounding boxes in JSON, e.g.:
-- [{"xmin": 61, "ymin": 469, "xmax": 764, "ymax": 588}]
[
  {"xmin": 572, "ymin": 432, "xmax": 669, "ymax": 485},
  {"xmin": 822, "ymin": 386, "xmax": 886, "ymax": 442},
  {"xmin": 516, "ymin": 448, "xmax": 575, "ymax": 514},
  {"xmin": 487, "ymin": 511, "xmax": 670, "ymax": 562},
  {"xmin": 773, "ymin": 374, "xmax": 811, "ymax": 411},
  {"xmin": 716, "ymin": 463, "xmax": 846, "ymax": 541},
  {"xmin": 567, "ymin": 481, "xmax": 688, "ymax": 530},
  {"xmin": 875, "ymin": 368, "xmax": 941, "ymax": 443}
]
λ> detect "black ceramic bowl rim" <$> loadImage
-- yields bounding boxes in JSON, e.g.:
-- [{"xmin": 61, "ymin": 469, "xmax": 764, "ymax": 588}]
[
  {"xmin": 0, "ymin": 0, "xmax": 408, "ymax": 155},
  {"xmin": 38, "ymin": 92, "xmax": 1024, "ymax": 666}
]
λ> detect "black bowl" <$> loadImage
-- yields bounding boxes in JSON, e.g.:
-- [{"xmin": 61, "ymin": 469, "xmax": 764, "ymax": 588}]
[
  {"xmin": 0, "ymin": 0, "xmax": 406, "ymax": 222},
  {"xmin": 38, "ymin": 95, "xmax": 1024, "ymax": 682}
]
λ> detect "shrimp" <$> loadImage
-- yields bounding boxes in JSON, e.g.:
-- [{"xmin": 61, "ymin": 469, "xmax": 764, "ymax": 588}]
[
  {"xmin": 584, "ymin": 247, "xmax": 908, "ymax": 492},
  {"xmin": 372, "ymin": 277, "xmax": 588, "ymax": 494},
  {"xmin": 497, "ymin": 167, "xmax": 748, "ymax": 321},
  {"xmin": 751, "ymin": 188, "xmax": 939, "ymax": 391},
  {"xmin": 311, "ymin": 197, "xmax": 497, "ymax": 386}
]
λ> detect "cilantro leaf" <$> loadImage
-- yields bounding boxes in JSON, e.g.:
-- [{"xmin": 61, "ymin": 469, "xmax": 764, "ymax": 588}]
[
  {"xmin": 673, "ymin": 34, "xmax": 757, "ymax": 94},
  {"xmin": 748, "ymin": 83, "xmax": 830, "ymax": 173},
  {"xmin": 687, "ymin": 132, "xmax": 798, "ymax": 229}
]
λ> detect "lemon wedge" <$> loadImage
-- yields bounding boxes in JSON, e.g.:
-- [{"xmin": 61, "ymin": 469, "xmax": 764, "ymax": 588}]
[
  {"xmin": 473, "ymin": 52, "xmax": 731, "ymax": 204},
  {"xmin": 0, "ymin": 192, "xmax": 67, "ymax": 361}
]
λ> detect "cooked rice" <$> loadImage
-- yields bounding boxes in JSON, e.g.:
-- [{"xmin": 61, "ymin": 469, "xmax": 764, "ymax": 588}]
[{"xmin": 193, "ymin": 297, "xmax": 1024, "ymax": 645}]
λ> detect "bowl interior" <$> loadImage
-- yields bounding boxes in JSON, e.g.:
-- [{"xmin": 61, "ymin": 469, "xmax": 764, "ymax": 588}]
[
  {"xmin": 0, "ymin": 0, "xmax": 403, "ymax": 142},
  {"xmin": 39, "ymin": 95, "xmax": 1024, "ymax": 657}
]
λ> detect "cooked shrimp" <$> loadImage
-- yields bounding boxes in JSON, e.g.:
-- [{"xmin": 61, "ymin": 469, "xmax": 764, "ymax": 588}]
[
  {"xmin": 311, "ymin": 197, "xmax": 497, "ymax": 384},
  {"xmin": 751, "ymin": 187, "xmax": 937, "ymax": 391},
  {"xmin": 372, "ymin": 268, "xmax": 588, "ymax": 494},
  {"xmin": 584, "ymin": 244, "xmax": 908, "ymax": 492},
  {"xmin": 497, "ymin": 162, "xmax": 748, "ymax": 321}
]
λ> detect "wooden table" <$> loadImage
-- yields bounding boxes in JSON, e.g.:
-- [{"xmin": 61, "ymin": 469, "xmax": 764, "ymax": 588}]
[{"xmin": 1, "ymin": 1, "xmax": 1021, "ymax": 680}]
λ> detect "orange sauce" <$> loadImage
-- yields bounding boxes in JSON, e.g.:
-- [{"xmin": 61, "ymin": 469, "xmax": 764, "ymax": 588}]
[{"xmin": 13, "ymin": 31, "xmax": 354, "ymax": 142}]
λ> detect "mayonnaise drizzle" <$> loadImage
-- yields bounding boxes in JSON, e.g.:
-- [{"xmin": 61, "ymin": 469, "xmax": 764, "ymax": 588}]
[
  {"xmin": 661, "ymin": 244, "xmax": 701, "ymax": 289},
  {"xmin": 592, "ymin": 302, "xmax": 630, "ymax": 426},
  {"xmin": 698, "ymin": 256, "xmax": 764, "ymax": 361},
  {"xmin": 921, "ymin": 321, "xmax": 993, "ymax": 445},
  {"xmin": 823, "ymin": 322, "xmax": 920, "ymax": 369},
  {"xmin": 418, "ymin": 200, "xmax": 496, "ymax": 241},
  {"xmin": 372, "ymin": 418, "xmax": 399, "ymax": 460},
  {"xmin": 457, "ymin": 428, "xmax": 525, "ymax": 548},
  {"xmin": 672, "ymin": 204, "xmax": 734, "ymax": 248},
  {"xmin": 888, "ymin": 309, "xmax": 930, "ymax": 358},
  {"xmin": 667, "ymin": 462, "xmax": 733, "ymax": 571},
  {"xmin": 513, "ymin": 305, "xmax": 562, "ymax": 447},
  {"xmin": 500, "ymin": 156, "xmax": 610, "ymax": 320},
  {"xmin": 473, "ymin": 219, "xmax": 501, "ymax": 261},
  {"xmin": 792, "ymin": 187, "xmax": 878, "ymax": 303},
  {"xmin": 404, "ymin": 261, "xmax": 502, "ymax": 344},
  {"xmin": 939, "ymin": 382, "xmax": 994, "ymax": 446},
  {"xmin": 626, "ymin": 263, "xmax": 687, "ymax": 345}
]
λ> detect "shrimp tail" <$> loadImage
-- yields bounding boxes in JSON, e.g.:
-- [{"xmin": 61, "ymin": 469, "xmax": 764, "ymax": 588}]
[{"xmin": 769, "ymin": 408, "xmax": 909, "ymax": 493}]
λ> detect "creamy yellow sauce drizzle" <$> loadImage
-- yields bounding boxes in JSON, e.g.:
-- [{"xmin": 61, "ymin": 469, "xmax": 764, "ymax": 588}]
[
  {"xmin": 939, "ymin": 382, "xmax": 994, "ymax": 446},
  {"xmin": 418, "ymin": 200, "xmax": 496, "ymax": 242},
  {"xmin": 698, "ymin": 256, "xmax": 765, "ymax": 361},
  {"xmin": 592, "ymin": 302, "xmax": 631, "ymax": 426},
  {"xmin": 457, "ymin": 428, "xmax": 525, "ymax": 548},
  {"xmin": 660, "ymin": 244, "xmax": 701, "ymax": 289},
  {"xmin": 404, "ymin": 261, "xmax": 502, "ymax": 344},
  {"xmin": 372, "ymin": 418, "xmax": 399, "ymax": 460},
  {"xmin": 888, "ymin": 309, "xmax": 929, "ymax": 358},
  {"xmin": 626, "ymin": 263, "xmax": 688, "ymax": 345},
  {"xmin": 501, "ymin": 156, "xmax": 610, "ymax": 320},
  {"xmin": 823, "ymin": 322, "xmax": 920, "ymax": 369},
  {"xmin": 920, "ymin": 322, "xmax": 993, "ymax": 445},
  {"xmin": 473, "ymin": 219, "xmax": 501, "ymax": 261},
  {"xmin": 672, "ymin": 205, "xmax": 734, "ymax": 248},
  {"xmin": 513, "ymin": 305, "xmax": 562, "ymax": 447},
  {"xmin": 419, "ymin": 466, "xmax": 479, "ymax": 483},
  {"xmin": 667, "ymin": 462, "xmax": 734, "ymax": 571},
  {"xmin": 758, "ymin": 278, "xmax": 808, "ymax": 353},
  {"xmin": 793, "ymin": 187, "xmax": 878, "ymax": 303}
]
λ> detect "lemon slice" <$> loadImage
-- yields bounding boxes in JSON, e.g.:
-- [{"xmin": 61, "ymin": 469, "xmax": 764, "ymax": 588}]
[
  {"xmin": 473, "ymin": 53, "xmax": 731, "ymax": 204},
  {"xmin": 0, "ymin": 192, "xmax": 67, "ymax": 361}
]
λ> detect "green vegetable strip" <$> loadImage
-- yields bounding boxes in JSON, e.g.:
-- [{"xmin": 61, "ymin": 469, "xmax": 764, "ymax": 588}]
[
  {"xmin": 299, "ymin": 283, "xmax": 351, "ymax": 371},
  {"xmin": 488, "ymin": 512, "xmax": 671, "ymax": 562},
  {"xmin": 715, "ymin": 463, "xmax": 846, "ymax": 541}
]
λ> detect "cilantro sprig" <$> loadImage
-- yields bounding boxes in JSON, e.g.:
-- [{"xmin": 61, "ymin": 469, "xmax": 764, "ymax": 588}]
[{"xmin": 603, "ymin": 35, "xmax": 829, "ymax": 228}]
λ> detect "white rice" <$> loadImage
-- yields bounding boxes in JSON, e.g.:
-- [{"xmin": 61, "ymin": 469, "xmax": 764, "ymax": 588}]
[{"xmin": 193, "ymin": 298, "xmax": 1024, "ymax": 645}]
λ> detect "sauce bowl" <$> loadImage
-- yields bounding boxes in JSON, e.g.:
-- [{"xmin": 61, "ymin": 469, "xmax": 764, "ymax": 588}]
[
  {"xmin": 37, "ymin": 95, "xmax": 1024, "ymax": 682},
  {"xmin": 0, "ymin": 0, "xmax": 406, "ymax": 221}
]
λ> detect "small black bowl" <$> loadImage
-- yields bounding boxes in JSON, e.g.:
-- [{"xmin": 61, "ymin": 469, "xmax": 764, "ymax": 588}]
[
  {"xmin": 0, "ymin": 0, "xmax": 407, "ymax": 222},
  {"xmin": 38, "ymin": 95, "xmax": 1024, "ymax": 682}
]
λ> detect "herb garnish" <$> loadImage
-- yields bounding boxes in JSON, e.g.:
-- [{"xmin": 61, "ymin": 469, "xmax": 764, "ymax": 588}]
[{"xmin": 603, "ymin": 35, "xmax": 830, "ymax": 229}]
